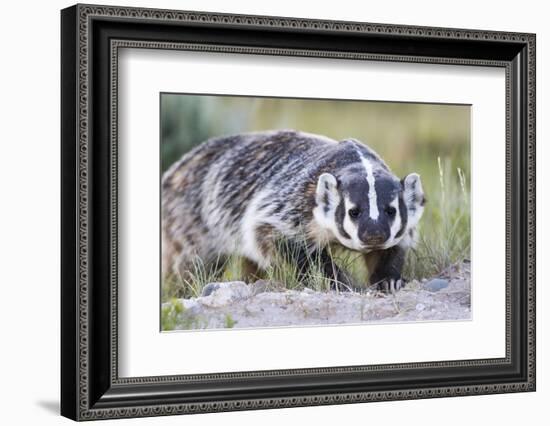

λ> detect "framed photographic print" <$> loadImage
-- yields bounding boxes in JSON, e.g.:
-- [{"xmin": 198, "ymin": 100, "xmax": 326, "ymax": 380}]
[{"xmin": 61, "ymin": 3, "xmax": 536, "ymax": 421}]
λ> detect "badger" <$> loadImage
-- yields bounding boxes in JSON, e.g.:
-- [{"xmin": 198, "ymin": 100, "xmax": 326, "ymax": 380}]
[{"xmin": 162, "ymin": 130, "xmax": 425, "ymax": 293}]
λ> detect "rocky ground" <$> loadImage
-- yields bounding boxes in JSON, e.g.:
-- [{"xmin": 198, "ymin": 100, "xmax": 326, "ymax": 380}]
[{"xmin": 162, "ymin": 261, "xmax": 471, "ymax": 331}]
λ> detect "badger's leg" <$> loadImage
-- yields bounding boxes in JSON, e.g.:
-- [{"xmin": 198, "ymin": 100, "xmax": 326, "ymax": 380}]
[
  {"xmin": 318, "ymin": 249, "xmax": 358, "ymax": 292},
  {"xmin": 284, "ymin": 243, "xmax": 357, "ymax": 291},
  {"xmin": 241, "ymin": 258, "xmax": 265, "ymax": 283},
  {"xmin": 364, "ymin": 245, "xmax": 407, "ymax": 293}
]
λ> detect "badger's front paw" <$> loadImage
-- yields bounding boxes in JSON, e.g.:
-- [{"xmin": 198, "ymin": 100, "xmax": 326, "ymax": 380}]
[{"xmin": 376, "ymin": 278, "xmax": 405, "ymax": 294}]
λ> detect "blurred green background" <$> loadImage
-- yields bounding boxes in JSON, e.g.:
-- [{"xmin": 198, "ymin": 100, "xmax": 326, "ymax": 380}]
[
  {"xmin": 160, "ymin": 94, "xmax": 470, "ymax": 298},
  {"xmin": 161, "ymin": 94, "xmax": 470, "ymax": 182}
]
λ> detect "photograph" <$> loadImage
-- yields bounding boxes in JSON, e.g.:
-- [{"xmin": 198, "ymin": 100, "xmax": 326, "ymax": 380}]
[
  {"xmin": 58, "ymin": 3, "xmax": 536, "ymax": 420},
  {"xmin": 160, "ymin": 94, "xmax": 472, "ymax": 331}
]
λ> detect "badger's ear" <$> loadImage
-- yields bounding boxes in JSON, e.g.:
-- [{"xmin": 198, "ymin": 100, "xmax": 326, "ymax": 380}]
[
  {"xmin": 315, "ymin": 173, "xmax": 340, "ymax": 211},
  {"xmin": 402, "ymin": 173, "xmax": 426, "ymax": 227}
]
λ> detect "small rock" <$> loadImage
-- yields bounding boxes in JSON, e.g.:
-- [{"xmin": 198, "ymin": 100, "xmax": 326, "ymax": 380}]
[
  {"xmin": 416, "ymin": 303, "xmax": 426, "ymax": 311},
  {"xmin": 198, "ymin": 281, "xmax": 251, "ymax": 307},
  {"xmin": 201, "ymin": 283, "xmax": 220, "ymax": 297},
  {"xmin": 424, "ymin": 278, "xmax": 449, "ymax": 292}
]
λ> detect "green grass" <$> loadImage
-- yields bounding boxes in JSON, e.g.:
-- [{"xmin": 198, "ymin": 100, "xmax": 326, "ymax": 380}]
[
  {"xmin": 224, "ymin": 314, "xmax": 237, "ymax": 328},
  {"xmin": 403, "ymin": 156, "xmax": 470, "ymax": 279},
  {"xmin": 160, "ymin": 298, "xmax": 184, "ymax": 331},
  {"xmin": 161, "ymin": 156, "xmax": 470, "ymax": 301},
  {"xmin": 161, "ymin": 298, "xmax": 210, "ymax": 330}
]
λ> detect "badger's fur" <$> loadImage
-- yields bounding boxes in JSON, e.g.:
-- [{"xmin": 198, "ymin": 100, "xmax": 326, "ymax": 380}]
[{"xmin": 162, "ymin": 130, "xmax": 425, "ymax": 293}]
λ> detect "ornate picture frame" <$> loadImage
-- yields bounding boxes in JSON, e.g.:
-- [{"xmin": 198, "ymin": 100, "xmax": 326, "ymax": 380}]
[{"xmin": 61, "ymin": 3, "xmax": 535, "ymax": 420}]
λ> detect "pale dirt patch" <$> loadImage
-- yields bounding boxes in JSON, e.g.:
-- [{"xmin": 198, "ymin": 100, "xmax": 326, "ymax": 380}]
[{"xmin": 164, "ymin": 262, "xmax": 471, "ymax": 330}]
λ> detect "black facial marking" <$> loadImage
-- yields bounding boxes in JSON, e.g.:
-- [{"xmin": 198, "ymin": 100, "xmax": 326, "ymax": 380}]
[
  {"xmin": 335, "ymin": 199, "xmax": 351, "ymax": 239},
  {"xmin": 395, "ymin": 194, "xmax": 408, "ymax": 239},
  {"xmin": 374, "ymin": 177, "xmax": 401, "ymax": 220}
]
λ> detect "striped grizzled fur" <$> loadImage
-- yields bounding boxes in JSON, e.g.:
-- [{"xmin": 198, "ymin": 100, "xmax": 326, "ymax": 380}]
[{"xmin": 162, "ymin": 130, "xmax": 426, "ymax": 293}]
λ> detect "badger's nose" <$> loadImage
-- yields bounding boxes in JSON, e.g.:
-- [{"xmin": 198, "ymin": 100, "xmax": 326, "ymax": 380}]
[{"xmin": 364, "ymin": 233, "xmax": 385, "ymax": 246}]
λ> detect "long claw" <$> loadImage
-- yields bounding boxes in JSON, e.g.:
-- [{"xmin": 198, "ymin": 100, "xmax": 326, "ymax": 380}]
[
  {"xmin": 377, "ymin": 278, "xmax": 404, "ymax": 294},
  {"xmin": 389, "ymin": 279, "xmax": 396, "ymax": 294},
  {"xmin": 395, "ymin": 279, "xmax": 403, "ymax": 291}
]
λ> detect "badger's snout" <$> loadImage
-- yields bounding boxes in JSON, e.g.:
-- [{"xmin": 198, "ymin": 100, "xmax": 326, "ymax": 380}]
[
  {"xmin": 363, "ymin": 233, "xmax": 386, "ymax": 246},
  {"xmin": 359, "ymin": 219, "xmax": 389, "ymax": 247}
]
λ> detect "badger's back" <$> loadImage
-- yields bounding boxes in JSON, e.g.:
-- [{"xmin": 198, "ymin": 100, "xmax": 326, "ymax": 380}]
[{"xmin": 162, "ymin": 130, "xmax": 347, "ymax": 269}]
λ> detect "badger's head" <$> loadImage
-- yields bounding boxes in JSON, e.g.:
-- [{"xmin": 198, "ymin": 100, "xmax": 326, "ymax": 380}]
[{"xmin": 313, "ymin": 161, "xmax": 425, "ymax": 252}]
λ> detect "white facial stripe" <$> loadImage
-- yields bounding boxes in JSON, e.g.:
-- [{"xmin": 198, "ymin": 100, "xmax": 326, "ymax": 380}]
[{"xmin": 358, "ymin": 155, "xmax": 379, "ymax": 220}]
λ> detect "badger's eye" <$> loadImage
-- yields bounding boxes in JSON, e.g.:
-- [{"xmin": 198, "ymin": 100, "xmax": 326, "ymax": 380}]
[
  {"xmin": 385, "ymin": 206, "xmax": 397, "ymax": 217},
  {"xmin": 348, "ymin": 207, "xmax": 361, "ymax": 219}
]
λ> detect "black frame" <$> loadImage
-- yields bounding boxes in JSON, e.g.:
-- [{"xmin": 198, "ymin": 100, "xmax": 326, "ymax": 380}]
[{"xmin": 61, "ymin": 3, "xmax": 536, "ymax": 421}]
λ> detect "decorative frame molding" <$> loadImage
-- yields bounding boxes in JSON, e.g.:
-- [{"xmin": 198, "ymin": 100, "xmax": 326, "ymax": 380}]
[{"xmin": 61, "ymin": 3, "xmax": 535, "ymax": 421}]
